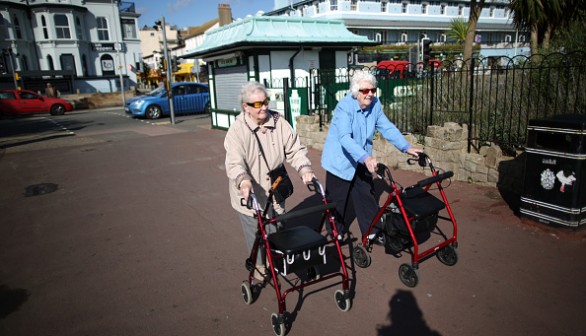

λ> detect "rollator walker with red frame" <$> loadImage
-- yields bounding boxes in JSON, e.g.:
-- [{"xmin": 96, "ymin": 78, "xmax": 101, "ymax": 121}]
[
  {"xmin": 241, "ymin": 178, "xmax": 352, "ymax": 336},
  {"xmin": 352, "ymin": 152, "xmax": 459, "ymax": 287}
]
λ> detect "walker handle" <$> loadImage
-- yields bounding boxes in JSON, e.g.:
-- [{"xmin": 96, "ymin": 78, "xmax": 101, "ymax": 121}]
[{"xmin": 416, "ymin": 171, "xmax": 454, "ymax": 188}]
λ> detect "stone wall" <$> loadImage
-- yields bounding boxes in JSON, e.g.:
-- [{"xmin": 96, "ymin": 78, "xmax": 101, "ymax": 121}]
[{"xmin": 296, "ymin": 115, "xmax": 523, "ymax": 189}]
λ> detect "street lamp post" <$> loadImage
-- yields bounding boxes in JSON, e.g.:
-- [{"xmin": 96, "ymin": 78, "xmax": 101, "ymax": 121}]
[{"xmin": 157, "ymin": 17, "xmax": 175, "ymax": 124}]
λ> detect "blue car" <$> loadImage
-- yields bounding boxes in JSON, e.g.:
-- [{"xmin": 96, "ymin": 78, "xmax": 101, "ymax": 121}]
[{"xmin": 125, "ymin": 82, "xmax": 210, "ymax": 119}]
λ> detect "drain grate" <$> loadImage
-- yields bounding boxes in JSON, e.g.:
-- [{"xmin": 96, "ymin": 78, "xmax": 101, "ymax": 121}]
[{"xmin": 24, "ymin": 183, "xmax": 59, "ymax": 197}]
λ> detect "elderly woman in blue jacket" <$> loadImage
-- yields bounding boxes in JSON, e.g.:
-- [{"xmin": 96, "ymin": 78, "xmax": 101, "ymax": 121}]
[{"xmin": 321, "ymin": 70, "xmax": 422, "ymax": 242}]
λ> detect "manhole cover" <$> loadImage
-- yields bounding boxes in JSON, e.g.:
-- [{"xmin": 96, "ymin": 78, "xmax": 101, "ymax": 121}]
[{"xmin": 24, "ymin": 183, "xmax": 59, "ymax": 197}]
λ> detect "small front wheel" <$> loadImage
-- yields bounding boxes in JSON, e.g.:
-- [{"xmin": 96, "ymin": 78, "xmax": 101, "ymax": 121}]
[
  {"xmin": 271, "ymin": 313, "xmax": 286, "ymax": 336},
  {"xmin": 398, "ymin": 263, "xmax": 419, "ymax": 288},
  {"xmin": 241, "ymin": 281, "xmax": 253, "ymax": 305},
  {"xmin": 334, "ymin": 289, "xmax": 352, "ymax": 312},
  {"xmin": 437, "ymin": 245, "xmax": 458, "ymax": 266},
  {"xmin": 352, "ymin": 245, "xmax": 371, "ymax": 268}
]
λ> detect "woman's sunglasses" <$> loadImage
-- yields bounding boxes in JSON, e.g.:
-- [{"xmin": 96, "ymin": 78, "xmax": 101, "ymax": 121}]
[
  {"xmin": 246, "ymin": 98, "xmax": 270, "ymax": 108},
  {"xmin": 359, "ymin": 88, "xmax": 377, "ymax": 95}
]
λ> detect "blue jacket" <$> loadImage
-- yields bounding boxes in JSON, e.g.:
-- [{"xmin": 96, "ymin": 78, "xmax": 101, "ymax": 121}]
[{"xmin": 321, "ymin": 92, "xmax": 410, "ymax": 181}]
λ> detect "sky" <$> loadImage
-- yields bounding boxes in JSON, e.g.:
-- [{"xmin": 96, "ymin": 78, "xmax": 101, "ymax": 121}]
[{"xmin": 136, "ymin": 0, "xmax": 280, "ymax": 30}]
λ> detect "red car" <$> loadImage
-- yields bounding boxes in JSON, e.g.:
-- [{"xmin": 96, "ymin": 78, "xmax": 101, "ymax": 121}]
[{"xmin": 0, "ymin": 89, "xmax": 74, "ymax": 116}]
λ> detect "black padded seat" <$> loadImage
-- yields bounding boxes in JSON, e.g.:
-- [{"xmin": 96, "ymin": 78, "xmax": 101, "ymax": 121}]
[
  {"xmin": 268, "ymin": 226, "xmax": 327, "ymax": 254},
  {"xmin": 400, "ymin": 187, "xmax": 445, "ymax": 219}
]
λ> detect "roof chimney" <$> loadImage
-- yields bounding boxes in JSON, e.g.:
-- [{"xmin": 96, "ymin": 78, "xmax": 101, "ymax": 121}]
[{"xmin": 218, "ymin": 3, "xmax": 233, "ymax": 26}]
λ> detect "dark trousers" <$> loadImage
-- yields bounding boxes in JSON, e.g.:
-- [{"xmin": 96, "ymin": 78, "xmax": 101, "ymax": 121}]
[{"xmin": 325, "ymin": 164, "xmax": 380, "ymax": 236}]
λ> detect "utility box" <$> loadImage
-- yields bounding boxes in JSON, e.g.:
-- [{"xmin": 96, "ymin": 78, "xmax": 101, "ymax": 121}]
[{"xmin": 520, "ymin": 114, "xmax": 586, "ymax": 228}]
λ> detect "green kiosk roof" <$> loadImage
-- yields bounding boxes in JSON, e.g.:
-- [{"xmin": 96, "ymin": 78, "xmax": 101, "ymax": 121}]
[{"xmin": 184, "ymin": 16, "xmax": 378, "ymax": 58}]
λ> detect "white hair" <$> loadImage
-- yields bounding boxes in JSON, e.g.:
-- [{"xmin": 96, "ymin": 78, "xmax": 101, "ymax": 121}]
[{"xmin": 349, "ymin": 70, "xmax": 377, "ymax": 98}]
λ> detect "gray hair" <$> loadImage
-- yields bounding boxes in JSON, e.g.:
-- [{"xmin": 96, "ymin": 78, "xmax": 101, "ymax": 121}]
[
  {"xmin": 239, "ymin": 81, "xmax": 268, "ymax": 108},
  {"xmin": 349, "ymin": 70, "xmax": 377, "ymax": 98}
]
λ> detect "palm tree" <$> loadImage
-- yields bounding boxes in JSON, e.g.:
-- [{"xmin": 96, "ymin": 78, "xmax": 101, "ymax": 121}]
[
  {"xmin": 447, "ymin": 18, "xmax": 468, "ymax": 45},
  {"xmin": 510, "ymin": 0, "xmax": 547, "ymax": 55},
  {"xmin": 462, "ymin": 0, "xmax": 485, "ymax": 62}
]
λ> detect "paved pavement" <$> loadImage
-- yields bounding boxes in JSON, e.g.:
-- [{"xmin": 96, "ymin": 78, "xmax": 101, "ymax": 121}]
[{"xmin": 1, "ymin": 112, "xmax": 585, "ymax": 336}]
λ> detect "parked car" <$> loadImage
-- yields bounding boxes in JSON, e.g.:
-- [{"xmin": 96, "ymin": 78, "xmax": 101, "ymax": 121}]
[
  {"xmin": 125, "ymin": 82, "xmax": 210, "ymax": 119},
  {"xmin": 0, "ymin": 89, "xmax": 74, "ymax": 116}
]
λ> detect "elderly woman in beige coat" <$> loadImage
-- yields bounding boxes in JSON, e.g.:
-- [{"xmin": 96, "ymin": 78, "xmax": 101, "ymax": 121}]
[{"xmin": 224, "ymin": 81, "xmax": 315, "ymax": 280}]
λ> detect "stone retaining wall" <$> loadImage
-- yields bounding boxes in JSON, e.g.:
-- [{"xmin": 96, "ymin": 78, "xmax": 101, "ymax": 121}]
[{"xmin": 296, "ymin": 114, "xmax": 523, "ymax": 189}]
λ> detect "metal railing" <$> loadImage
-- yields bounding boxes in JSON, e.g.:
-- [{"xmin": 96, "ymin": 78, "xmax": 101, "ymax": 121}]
[{"xmin": 285, "ymin": 52, "xmax": 586, "ymax": 156}]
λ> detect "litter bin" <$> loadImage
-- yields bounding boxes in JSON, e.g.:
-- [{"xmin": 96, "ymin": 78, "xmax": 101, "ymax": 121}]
[{"xmin": 520, "ymin": 114, "xmax": 586, "ymax": 228}]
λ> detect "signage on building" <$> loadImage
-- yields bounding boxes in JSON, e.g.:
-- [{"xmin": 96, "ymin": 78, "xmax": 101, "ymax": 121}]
[
  {"xmin": 92, "ymin": 43, "xmax": 116, "ymax": 52},
  {"xmin": 217, "ymin": 57, "xmax": 238, "ymax": 68}
]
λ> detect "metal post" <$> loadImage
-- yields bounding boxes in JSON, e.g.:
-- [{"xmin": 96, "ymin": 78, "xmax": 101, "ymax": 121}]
[
  {"xmin": 160, "ymin": 17, "xmax": 175, "ymax": 124},
  {"xmin": 117, "ymin": 46, "xmax": 125, "ymax": 107},
  {"xmin": 112, "ymin": 0, "xmax": 126, "ymax": 108}
]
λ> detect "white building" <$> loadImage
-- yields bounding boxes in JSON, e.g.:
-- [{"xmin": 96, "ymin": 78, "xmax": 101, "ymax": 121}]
[
  {"xmin": 0, "ymin": 0, "xmax": 141, "ymax": 93},
  {"xmin": 267, "ymin": 0, "xmax": 528, "ymax": 59}
]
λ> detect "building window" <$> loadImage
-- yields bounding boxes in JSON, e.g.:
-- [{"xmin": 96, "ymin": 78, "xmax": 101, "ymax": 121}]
[
  {"xmin": 402, "ymin": 3, "xmax": 408, "ymax": 13},
  {"xmin": 490, "ymin": 7, "xmax": 495, "ymax": 17},
  {"xmin": 0, "ymin": 13, "xmax": 9, "ymax": 40},
  {"xmin": 97, "ymin": 17, "xmax": 110, "ymax": 41},
  {"xmin": 422, "ymin": 3, "xmax": 427, "ymax": 14},
  {"xmin": 440, "ymin": 33, "xmax": 447, "ymax": 42},
  {"xmin": 505, "ymin": 34, "xmax": 512, "ymax": 43},
  {"xmin": 82, "ymin": 54, "xmax": 88, "ymax": 76},
  {"xmin": 60, "ymin": 54, "xmax": 76, "ymax": 73},
  {"xmin": 21, "ymin": 55, "xmax": 28, "ymax": 71},
  {"xmin": 440, "ymin": 4, "xmax": 445, "ymax": 14},
  {"xmin": 76, "ymin": 17, "xmax": 83, "ymax": 40},
  {"xmin": 458, "ymin": 5, "xmax": 463, "ymax": 16},
  {"xmin": 13, "ymin": 15, "xmax": 22, "ymax": 39},
  {"xmin": 41, "ymin": 15, "xmax": 49, "ymax": 39},
  {"xmin": 47, "ymin": 55, "xmax": 54, "ymax": 70},
  {"xmin": 401, "ymin": 32, "xmax": 408, "ymax": 42},
  {"xmin": 54, "ymin": 14, "xmax": 71, "ymax": 39},
  {"xmin": 122, "ymin": 19, "xmax": 136, "ymax": 39}
]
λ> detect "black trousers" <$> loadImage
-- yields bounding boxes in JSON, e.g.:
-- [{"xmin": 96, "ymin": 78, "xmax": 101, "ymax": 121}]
[{"xmin": 325, "ymin": 164, "xmax": 380, "ymax": 236}]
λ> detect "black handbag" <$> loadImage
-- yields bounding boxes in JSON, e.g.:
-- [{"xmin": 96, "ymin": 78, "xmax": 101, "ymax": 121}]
[{"xmin": 253, "ymin": 131, "xmax": 294, "ymax": 203}]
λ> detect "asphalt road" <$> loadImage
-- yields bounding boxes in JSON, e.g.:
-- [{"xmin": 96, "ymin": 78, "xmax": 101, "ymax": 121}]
[{"xmin": 1, "ymin": 109, "xmax": 585, "ymax": 336}]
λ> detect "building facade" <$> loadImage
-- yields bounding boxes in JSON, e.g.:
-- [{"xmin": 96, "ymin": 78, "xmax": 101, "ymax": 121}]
[
  {"xmin": 268, "ymin": 0, "xmax": 529, "ymax": 60},
  {"xmin": 0, "ymin": 0, "xmax": 141, "ymax": 93}
]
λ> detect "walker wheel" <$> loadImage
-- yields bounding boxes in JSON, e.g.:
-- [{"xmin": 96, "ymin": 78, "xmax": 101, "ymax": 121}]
[
  {"xmin": 398, "ymin": 263, "xmax": 419, "ymax": 288},
  {"xmin": 437, "ymin": 245, "xmax": 458, "ymax": 266},
  {"xmin": 241, "ymin": 281, "xmax": 253, "ymax": 305},
  {"xmin": 271, "ymin": 313, "xmax": 286, "ymax": 336},
  {"xmin": 334, "ymin": 289, "xmax": 352, "ymax": 312},
  {"xmin": 352, "ymin": 245, "xmax": 371, "ymax": 268}
]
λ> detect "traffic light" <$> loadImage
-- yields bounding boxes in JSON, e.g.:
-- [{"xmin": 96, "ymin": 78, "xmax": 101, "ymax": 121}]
[
  {"xmin": 171, "ymin": 56, "xmax": 180, "ymax": 73},
  {"xmin": 158, "ymin": 58, "xmax": 166, "ymax": 71},
  {"xmin": 422, "ymin": 39, "xmax": 432, "ymax": 62}
]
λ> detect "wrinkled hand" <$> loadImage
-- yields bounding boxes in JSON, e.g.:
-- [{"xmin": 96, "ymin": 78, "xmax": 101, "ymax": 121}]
[
  {"xmin": 302, "ymin": 172, "xmax": 316, "ymax": 184},
  {"xmin": 364, "ymin": 156, "xmax": 378, "ymax": 174},
  {"xmin": 406, "ymin": 147, "xmax": 423, "ymax": 158},
  {"xmin": 239, "ymin": 180, "xmax": 253, "ymax": 201}
]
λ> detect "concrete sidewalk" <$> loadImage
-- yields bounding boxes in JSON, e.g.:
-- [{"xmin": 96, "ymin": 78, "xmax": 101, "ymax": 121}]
[{"xmin": 0, "ymin": 119, "xmax": 585, "ymax": 336}]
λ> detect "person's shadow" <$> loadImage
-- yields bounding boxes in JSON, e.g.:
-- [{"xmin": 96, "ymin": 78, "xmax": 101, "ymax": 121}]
[{"xmin": 376, "ymin": 290, "xmax": 442, "ymax": 336}]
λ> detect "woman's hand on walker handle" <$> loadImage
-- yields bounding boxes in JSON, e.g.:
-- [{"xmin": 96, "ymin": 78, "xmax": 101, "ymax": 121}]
[
  {"xmin": 406, "ymin": 147, "xmax": 423, "ymax": 158},
  {"xmin": 239, "ymin": 179, "xmax": 253, "ymax": 201},
  {"xmin": 302, "ymin": 172, "xmax": 316, "ymax": 185},
  {"xmin": 364, "ymin": 156, "xmax": 379, "ymax": 174}
]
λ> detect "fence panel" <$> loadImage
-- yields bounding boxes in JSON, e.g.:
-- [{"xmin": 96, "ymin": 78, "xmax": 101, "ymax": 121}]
[{"xmin": 308, "ymin": 52, "xmax": 585, "ymax": 156}]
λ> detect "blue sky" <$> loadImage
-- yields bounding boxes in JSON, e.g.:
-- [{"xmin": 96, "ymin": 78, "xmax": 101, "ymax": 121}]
[{"xmin": 136, "ymin": 0, "xmax": 279, "ymax": 30}]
